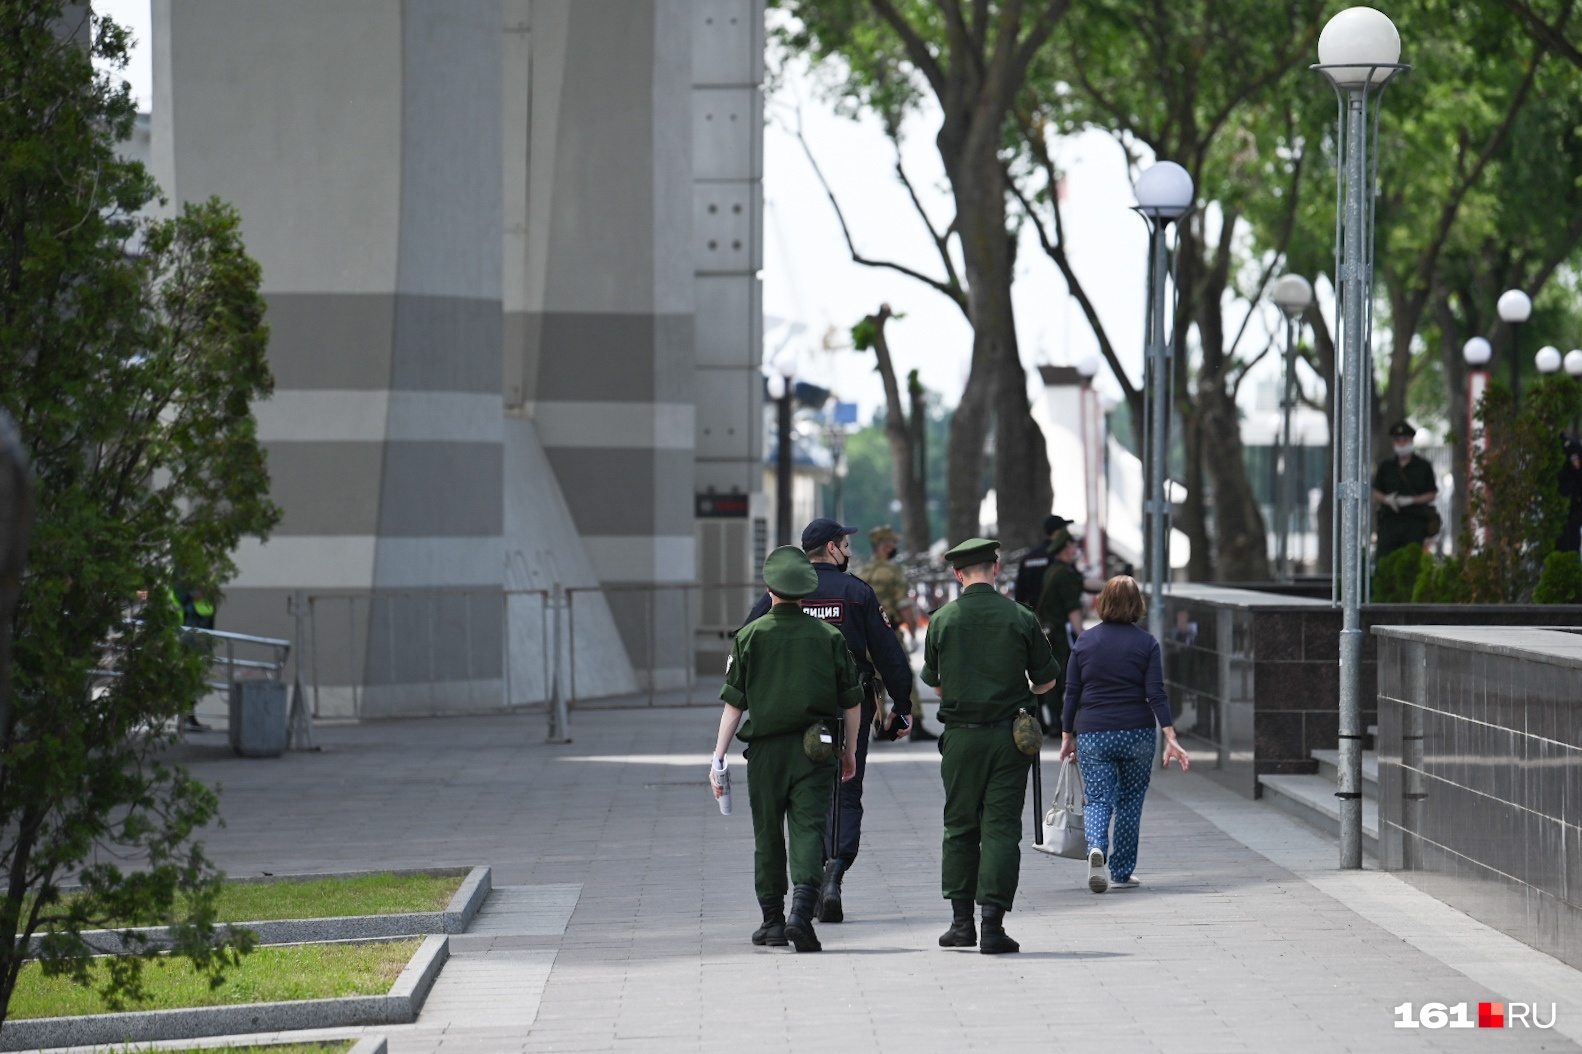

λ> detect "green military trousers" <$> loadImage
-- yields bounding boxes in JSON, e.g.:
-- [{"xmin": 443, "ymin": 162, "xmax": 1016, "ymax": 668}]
[
  {"xmin": 939, "ymin": 726, "xmax": 1033, "ymax": 910},
  {"xmin": 746, "ymin": 732, "xmax": 835, "ymax": 900}
]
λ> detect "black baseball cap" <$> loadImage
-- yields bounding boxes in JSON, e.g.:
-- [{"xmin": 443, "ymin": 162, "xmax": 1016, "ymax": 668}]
[
  {"xmin": 1043, "ymin": 514, "xmax": 1072, "ymax": 535},
  {"xmin": 802, "ymin": 517, "xmax": 858, "ymax": 550}
]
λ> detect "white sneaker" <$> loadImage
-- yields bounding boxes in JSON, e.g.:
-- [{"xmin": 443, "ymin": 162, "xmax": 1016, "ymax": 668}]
[
  {"xmin": 1087, "ymin": 848, "xmax": 1110, "ymax": 893},
  {"xmin": 1113, "ymin": 876, "xmax": 1140, "ymax": 890}
]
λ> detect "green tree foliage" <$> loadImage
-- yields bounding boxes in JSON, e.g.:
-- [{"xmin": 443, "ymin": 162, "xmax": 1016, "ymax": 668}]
[
  {"xmin": 837, "ymin": 396, "xmax": 952, "ymax": 556},
  {"xmin": 1428, "ymin": 377, "xmax": 1581, "ymax": 602},
  {"xmin": 0, "ymin": 2, "xmax": 275, "ymax": 1022}
]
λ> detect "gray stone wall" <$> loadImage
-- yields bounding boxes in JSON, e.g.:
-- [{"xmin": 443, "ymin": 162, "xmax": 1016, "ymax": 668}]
[{"xmin": 1376, "ymin": 626, "xmax": 1582, "ymax": 970}]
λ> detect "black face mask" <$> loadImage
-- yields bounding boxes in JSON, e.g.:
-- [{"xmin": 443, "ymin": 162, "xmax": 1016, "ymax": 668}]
[{"xmin": 829, "ymin": 544, "xmax": 850, "ymax": 573}]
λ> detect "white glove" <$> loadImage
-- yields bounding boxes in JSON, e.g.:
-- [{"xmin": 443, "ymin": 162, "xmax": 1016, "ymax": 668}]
[{"xmin": 1394, "ymin": 493, "xmax": 1415, "ymax": 511}]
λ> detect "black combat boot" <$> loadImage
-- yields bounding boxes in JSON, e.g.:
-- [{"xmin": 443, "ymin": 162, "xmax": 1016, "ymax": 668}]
[
  {"xmin": 751, "ymin": 897, "xmax": 787, "ymax": 947},
  {"xmin": 817, "ymin": 860, "xmax": 845, "ymax": 923},
  {"xmin": 979, "ymin": 905, "xmax": 1020, "ymax": 955},
  {"xmin": 937, "ymin": 898, "xmax": 976, "ymax": 948},
  {"xmin": 784, "ymin": 883, "xmax": 823, "ymax": 952}
]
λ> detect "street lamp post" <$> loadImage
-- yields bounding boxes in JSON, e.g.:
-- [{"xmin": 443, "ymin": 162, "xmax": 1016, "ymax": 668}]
[
  {"xmin": 769, "ymin": 351, "xmax": 797, "ymax": 547},
  {"xmin": 1498, "ymin": 289, "xmax": 1532, "ymax": 409},
  {"xmin": 1133, "ymin": 161, "xmax": 1195, "ymax": 643},
  {"xmin": 1566, "ymin": 350, "xmax": 1582, "ymax": 437},
  {"xmin": 1271, "ymin": 274, "xmax": 1315, "ymax": 580},
  {"xmin": 1314, "ymin": 6, "xmax": 1407, "ymax": 870}
]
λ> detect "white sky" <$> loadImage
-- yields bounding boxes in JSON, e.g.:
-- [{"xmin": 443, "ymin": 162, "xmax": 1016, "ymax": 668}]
[{"xmin": 93, "ymin": 1, "xmax": 1300, "ymax": 424}]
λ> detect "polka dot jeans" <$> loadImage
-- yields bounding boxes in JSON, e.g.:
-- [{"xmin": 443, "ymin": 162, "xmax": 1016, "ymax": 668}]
[{"xmin": 1076, "ymin": 728, "xmax": 1156, "ymax": 882}]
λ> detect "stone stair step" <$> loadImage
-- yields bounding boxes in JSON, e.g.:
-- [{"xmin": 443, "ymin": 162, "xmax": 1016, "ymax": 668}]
[
  {"xmin": 1309, "ymin": 749, "xmax": 1379, "ymax": 797},
  {"xmin": 1257, "ymin": 773, "xmax": 1378, "ymax": 858}
]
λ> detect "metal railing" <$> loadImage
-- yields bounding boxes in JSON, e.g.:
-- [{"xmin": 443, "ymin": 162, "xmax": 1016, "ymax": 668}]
[{"xmin": 566, "ymin": 583, "xmax": 701, "ymax": 708}]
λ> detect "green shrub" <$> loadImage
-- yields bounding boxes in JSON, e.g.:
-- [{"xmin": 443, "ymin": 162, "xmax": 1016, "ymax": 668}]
[
  {"xmin": 1534, "ymin": 550, "xmax": 1582, "ymax": 604},
  {"xmin": 1373, "ymin": 545, "xmax": 1425, "ymax": 603},
  {"xmin": 1411, "ymin": 554, "xmax": 1471, "ymax": 604}
]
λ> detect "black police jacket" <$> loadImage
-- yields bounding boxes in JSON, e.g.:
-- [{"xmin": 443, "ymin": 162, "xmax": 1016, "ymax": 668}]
[
  {"xmin": 742, "ymin": 563, "xmax": 915, "ymax": 714},
  {"xmin": 1013, "ymin": 543, "xmax": 1053, "ymax": 609}
]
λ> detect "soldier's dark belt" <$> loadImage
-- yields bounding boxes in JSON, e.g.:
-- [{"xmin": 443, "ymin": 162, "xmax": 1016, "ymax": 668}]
[{"xmin": 949, "ymin": 718, "xmax": 1014, "ymax": 730}]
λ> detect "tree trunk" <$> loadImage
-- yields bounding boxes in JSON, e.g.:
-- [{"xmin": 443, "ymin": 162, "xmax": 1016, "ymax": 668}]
[
  {"xmin": 906, "ymin": 370, "xmax": 931, "ymax": 550},
  {"xmin": 862, "ymin": 304, "xmax": 931, "ymax": 554},
  {"xmin": 1308, "ymin": 303, "xmax": 1337, "ymax": 575},
  {"xmin": 947, "ymin": 152, "xmax": 1051, "ymax": 548},
  {"xmin": 1180, "ymin": 212, "xmax": 1270, "ymax": 581}
]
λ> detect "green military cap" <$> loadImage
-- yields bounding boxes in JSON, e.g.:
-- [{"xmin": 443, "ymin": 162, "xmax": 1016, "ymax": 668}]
[
  {"xmin": 1050, "ymin": 528, "xmax": 1075, "ymax": 552},
  {"xmin": 943, "ymin": 537, "xmax": 1001, "ymax": 570},
  {"xmin": 763, "ymin": 544, "xmax": 819, "ymax": 598},
  {"xmin": 869, "ymin": 524, "xmax": 898, "ymax": 546}
]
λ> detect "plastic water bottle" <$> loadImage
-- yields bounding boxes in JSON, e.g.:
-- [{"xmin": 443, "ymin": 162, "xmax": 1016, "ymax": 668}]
[{"xmin": 711, "ymin": 756, "xmax": 732, "ymax": 816}]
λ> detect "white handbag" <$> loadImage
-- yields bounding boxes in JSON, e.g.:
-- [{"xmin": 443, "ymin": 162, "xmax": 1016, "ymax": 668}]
[{"xmin": 1033, "ymin": 757, "xmax": 1087, "ymax": 859}]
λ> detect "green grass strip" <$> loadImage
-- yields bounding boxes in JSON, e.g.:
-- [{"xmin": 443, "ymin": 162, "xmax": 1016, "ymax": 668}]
[
  {"xmin": 124, "ymin": 1045, "xmax": 353, "ymax": 1054},
  {"xmin": 9, "ymin": 939, "xmax": 422, "ymax": 1019},
  {"xmin": 211, "ymin": 872, "xmax": 464, "ymax": 922}
]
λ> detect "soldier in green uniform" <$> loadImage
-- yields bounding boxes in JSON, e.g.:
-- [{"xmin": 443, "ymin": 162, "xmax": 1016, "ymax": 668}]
[
  {"xmin": 710, "ymin": 546, "xmax": 864, "ymax": 953},
  {"xmin": 922, "ymin": 538, "xmax": 1060, "ymax": 954},
  {"xmin": 1371, "ymin": 420, "xmax": 1440, "ymax": 564},
  {"xmin": 1034, "ymin": 529, "xmax": 1085, "ymax": 730},
  {"xmin": 861, "ymin": 525, "xmax": 935, "ymax": 740}
]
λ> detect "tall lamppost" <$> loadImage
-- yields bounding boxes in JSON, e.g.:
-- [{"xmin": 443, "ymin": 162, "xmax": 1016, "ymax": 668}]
[
  {"xmin": 1133, "ymin": 161, "xmax": 1195, "ymax": 642},
  {"xmin": 1498, "ymin": 289, "xmax": 1532, "ymax": 409},
  {"xmin": 1271, "ymin": 274, "xmax": 1315, "ymax": 580},
  {"xmin": 768, "ymin": 350, "xmax": 797, "ymax": 547},
  {"xmin": 1314, "ymin": 5, "xmax": 1406, "ymax": 870},
  {"xmin": 1566, "ymin": 350, "xmax": 1582, "ymax": 436}
]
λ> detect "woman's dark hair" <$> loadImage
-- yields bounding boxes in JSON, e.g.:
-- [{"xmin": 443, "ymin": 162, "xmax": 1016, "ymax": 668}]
[{"xmin": 1095, "ymin": 575, "xmax": 1146, "ymax": 624}]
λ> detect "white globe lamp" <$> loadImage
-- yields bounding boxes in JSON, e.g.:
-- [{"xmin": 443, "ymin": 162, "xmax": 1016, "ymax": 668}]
[
  {"xmin": 1134, "ymin": 162, "xmax": 1194, "ymax": 220},
  {"xmin": 1270, "ymin": 274, "xmax": 1315, "ymax": 319},
  {"xmin": 1497, "ymin": 289, "xmax": 1532, "ymax": 324},
  {"xmin": 1565, "ymin": 349, "xmax": 1582, "ymax": 378},
  {"xmin": 1317, "ymin": 7, "xmax": 1402, "ymax": 87},
  {"xmin": 1536, "ymin": 345, "xmax": 1563, "ymax": 375},
  {"xmin": 1462, "ymin": 336, "xmax": 1492, "ymax": 367}
]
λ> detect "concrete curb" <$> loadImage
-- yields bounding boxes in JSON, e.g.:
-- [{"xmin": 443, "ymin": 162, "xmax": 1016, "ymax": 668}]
[
  {"xmin": 348, "ymin": 1037, "xmax": 389, "ymax": 1054},
  {"xmin": 42, "ymin": 867, "xmax": 490, "ymax": 954},
  {"xmin": 0, "ymin": 936, "xmax": 447, "ymax": 1052}
]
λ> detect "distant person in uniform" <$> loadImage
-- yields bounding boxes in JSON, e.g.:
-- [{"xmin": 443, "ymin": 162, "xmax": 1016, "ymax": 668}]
[
  {"xmin": 1558, "ymin": 437, "xmax": 1582, "ymax": 552},
  {"xmin": 861, "ymin": 525, "xmax": 935, "ymax": 741},
  {"xmin": 924, "ymin": 538, "xmax": 1060, "ymax": 954},
  {"xmin": 1034, "ymin": 529, "xmax": 1085, "ymax": 731},
  {"xmin": 1012, "ymin": 514, "xmax": 1071, "ymax": 610},
  {"xmin": 175, "ymin": 583, "xmax": 215, "ymax": 734},
  {"xmin": 740, "ymin": 518, "xmax": 913, "ymax": 924},
  {"xmin": 711, "ymin": 546, "xmax": 863, "ymax": 952},
  {"xmin": 1371, "ymin": 420, "xmax": 1439, "ymax": 563}
]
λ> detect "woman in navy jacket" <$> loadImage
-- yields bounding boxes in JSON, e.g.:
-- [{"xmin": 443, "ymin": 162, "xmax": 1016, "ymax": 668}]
[{"xmin": 1057, "ymin": 576, "xmax": 1190, "ymax": 892}]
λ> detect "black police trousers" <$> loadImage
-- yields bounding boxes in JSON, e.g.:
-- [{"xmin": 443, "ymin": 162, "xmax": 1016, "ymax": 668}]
[{"xmin": 825, "ymin": 692, "xmax": 876, "ymax": 869}]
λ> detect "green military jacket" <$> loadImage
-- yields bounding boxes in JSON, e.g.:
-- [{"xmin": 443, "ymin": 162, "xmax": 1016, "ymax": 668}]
[
  {"xmin": 1372, "ymin": 454, "xmax": 1437, "ymax": 527},
  {"xmin": 921, "ymin": 582, "xmax": 1060, "ymax": 726},
  {"xmin": 862, "ymin": 557, "xmax": 908, "ymax": 628},
  {"xmin": 1036, "ymin": 559, "xmax": 1084, "ymax": 629},
  {"xmin": 721, "ymin": 604, "xmax": 865, "ymax": 741}
]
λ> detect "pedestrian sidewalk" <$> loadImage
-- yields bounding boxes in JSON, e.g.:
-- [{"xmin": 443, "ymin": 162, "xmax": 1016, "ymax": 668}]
[{"xmin": 134, "ymin": 707, "xmax": 1582, "ymax": 1053}]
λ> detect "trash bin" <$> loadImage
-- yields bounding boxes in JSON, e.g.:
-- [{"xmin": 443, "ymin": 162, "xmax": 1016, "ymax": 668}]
[{"xmin": 229, "ymin": 680, "xmax": 288, "ymax": 757}]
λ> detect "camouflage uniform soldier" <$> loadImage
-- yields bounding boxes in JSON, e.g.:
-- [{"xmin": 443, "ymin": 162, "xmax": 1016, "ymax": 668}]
[{"xmin": 862, "ymin": 525, "xmax": 935, "ymax": 740}]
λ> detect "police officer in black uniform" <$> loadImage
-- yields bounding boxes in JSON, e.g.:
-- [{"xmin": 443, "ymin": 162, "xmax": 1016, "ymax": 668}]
[
  {"xmin": 1013, "ymin": 515, "xmax": 1072, "ymax": 610},
  {"xmin": 741, "ymin": 517, "xmax": 915, "ymax": 924}
]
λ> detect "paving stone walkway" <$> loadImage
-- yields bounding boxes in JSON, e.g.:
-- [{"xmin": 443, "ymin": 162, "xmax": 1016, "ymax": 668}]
[{"xmin": 94, "ymin": 705, "xmax": 1582, "ymax": 1053}]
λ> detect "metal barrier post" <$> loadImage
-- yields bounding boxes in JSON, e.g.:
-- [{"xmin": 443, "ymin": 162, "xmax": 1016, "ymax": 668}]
[
  {"xmin": 547, "ymin": 583, "xmax": 571, "ymax": 743},
  {"xmin": 288, "ymin": 589, "xmax": 317, "ymax": 750},
  {"xmin": 647, "ymin": 587, "xmax": 656, "ymax": 706}
]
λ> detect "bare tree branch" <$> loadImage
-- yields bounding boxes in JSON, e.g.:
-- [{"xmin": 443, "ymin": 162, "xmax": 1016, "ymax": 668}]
[
  {"xmin": 867, "ymin": 0, "xmax": 948, "ymax": 98},
  {"xmin": 788, "ymin": 108, "xmax": 969, "ymax": 312}
]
